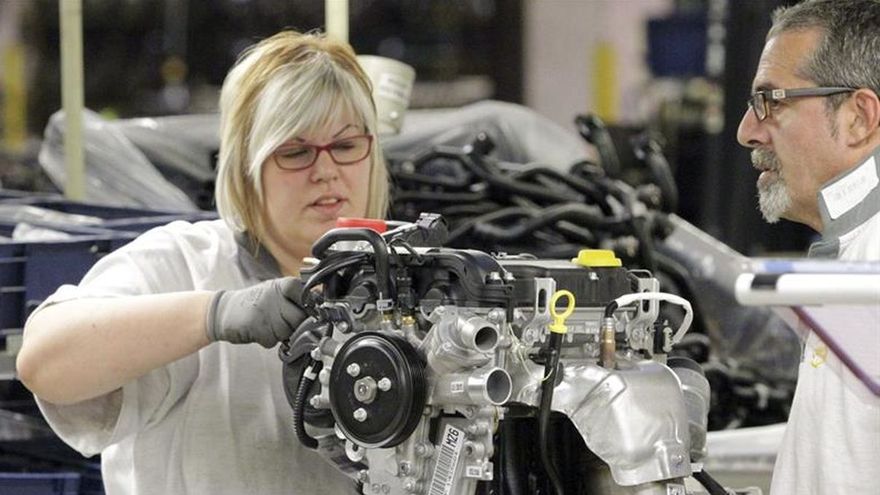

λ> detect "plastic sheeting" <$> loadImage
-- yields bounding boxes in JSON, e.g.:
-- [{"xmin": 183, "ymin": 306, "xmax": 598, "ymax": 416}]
[
  {"xmin": 384, "ymin": 100, "xmax": 597, "ymax": 169},
  {"xmin": 38, "ymin": 109, "xmax": 199, "ymax": 211},
  {"xmin": 0, "ymin": 204, "xmax": 102, "ymax": 226}
]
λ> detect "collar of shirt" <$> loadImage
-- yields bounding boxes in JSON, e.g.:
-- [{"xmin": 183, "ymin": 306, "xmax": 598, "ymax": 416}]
[
  {"xmin": 810, "ymin": 145, "xmax": 880, "ymax": 258},
  {"xmin": 233, "ymin": 231, "xmax": 283, "ymax": 281}
]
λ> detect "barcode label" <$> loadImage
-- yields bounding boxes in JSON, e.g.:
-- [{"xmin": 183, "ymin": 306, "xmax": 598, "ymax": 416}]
[{"xmin": 428, "ymin": 424, "xmax": 465, "ymax": 495}]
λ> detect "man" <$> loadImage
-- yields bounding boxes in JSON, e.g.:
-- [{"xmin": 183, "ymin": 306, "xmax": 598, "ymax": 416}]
[{"xmin": 736, "ymin": 0, "xmax": 880, "ymax": 493}]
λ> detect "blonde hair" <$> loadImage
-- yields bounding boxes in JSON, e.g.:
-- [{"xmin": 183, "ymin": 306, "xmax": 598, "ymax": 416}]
[{"xmin": 215, "ymin": 31, "xmax": 389, "ymax": 245}]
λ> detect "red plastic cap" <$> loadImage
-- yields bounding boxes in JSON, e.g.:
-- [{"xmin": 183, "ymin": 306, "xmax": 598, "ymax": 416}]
[{"xmin": 335, "ymin": 217, "xmax": 388, "ymax": 233}]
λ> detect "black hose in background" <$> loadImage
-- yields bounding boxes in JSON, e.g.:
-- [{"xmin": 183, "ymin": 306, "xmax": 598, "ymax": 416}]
[
  {"xmin": 509, "ymin": 165, "xmax": 615, "ymax": 216},
  {"xmin": 633, "ymin": 134, "xmax": 679, "ymax": 213},
  {"xmin": 538, "ymin": 332, "xmax": 565, "ymax": 495},
  {"xmin": 575, "ymin": 114, "xmax": 622, "ymax": 178},
  {"xmin": 692, "ymin": 469, "xmax": 729, "ymax": 495},
  {"xmin": 630, "ymin": 215, "xmax": 658, "ymax": 273},
  {"xmin": 472, "ymin": 203, "xmax": 631, "ymax": 243},
  {"xmin": 292, "ymin": 359, "xmax": 323, "ymax": 450}
]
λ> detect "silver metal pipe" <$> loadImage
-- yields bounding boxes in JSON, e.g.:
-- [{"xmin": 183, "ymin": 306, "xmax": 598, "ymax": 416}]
[{"xmin": 431, "ymin": 367, "xmax": 512, "ymax": 406}]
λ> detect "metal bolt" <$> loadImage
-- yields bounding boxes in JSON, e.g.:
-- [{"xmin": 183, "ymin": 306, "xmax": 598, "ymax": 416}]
[
  {"xmin": 336, "ymin": 320, "xmax": 350, "ymax": 332},
  {"xmin": 415, "ymin": 443, "xmax": 434, "ymax": 458},
  {"xmin": 347, "ymin": 363, "xmax": 361, "ymax": 377},
  {"xmin": 357, "ymin": 470, "xmax": 370, "ymax": 482},
  {"xmin": 354, "ymin": 377, "xmax": 378, "ymax": 404},
  {"xmin": 399, "ymin": 461, "xmax": 411, "ymax": 475},
  {"xmin": 309, "ymin": 396, "xmax": 326, "ymax": 408},
  {"xmin": 466, "ymin": 424, "xmax": 487, "ymax": 436},
  {"xmin": 487, "ymin": 308, "xmax": 506, "ymax": 324},
  {"xmin": 671, "ymin": 453, "xmax": 685, "ymax": 465},
  {"xmin": 377, "ymin": 377, "xmax": 392, "ymax": 391},
  {"xmin": 353, "ymin": 407, "xmax": 368, "ymax": 422}
]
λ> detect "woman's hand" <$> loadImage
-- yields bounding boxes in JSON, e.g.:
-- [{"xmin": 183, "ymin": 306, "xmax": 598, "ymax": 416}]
[{"xmin": 206, "ymin": 277, "xmax": 308, "ymax": 348}]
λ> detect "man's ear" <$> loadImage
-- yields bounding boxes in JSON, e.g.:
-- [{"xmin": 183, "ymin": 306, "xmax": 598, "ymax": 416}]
[{"xmin": 845, "ymin": 88, "xmax": 880, "ymax": 146}]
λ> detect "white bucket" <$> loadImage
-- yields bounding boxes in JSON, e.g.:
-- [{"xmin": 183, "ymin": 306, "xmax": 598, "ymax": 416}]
[{"xmin": 357, "ymin": 55, "xmax": 416, "ymax": 136}]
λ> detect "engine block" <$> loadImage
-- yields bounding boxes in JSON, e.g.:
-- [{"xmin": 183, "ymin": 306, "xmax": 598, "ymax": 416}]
[{"xmin": 281, "ymin": 215, "xmax": 712, "ymax": 495}]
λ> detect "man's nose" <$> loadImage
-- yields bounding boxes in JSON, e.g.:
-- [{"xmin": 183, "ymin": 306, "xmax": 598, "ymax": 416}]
[{"xmin": 737, "ymin": 107, "xmax": 764, "ymax": 148}]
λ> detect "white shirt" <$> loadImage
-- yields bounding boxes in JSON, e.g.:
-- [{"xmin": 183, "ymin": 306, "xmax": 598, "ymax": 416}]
[
  {"xmin": 31, "ymin": 219, "xmax": 357, "ymax": 495},
  {"xmin": 770, "ymin": 149, "xmax": 880, "ymax": 495}
]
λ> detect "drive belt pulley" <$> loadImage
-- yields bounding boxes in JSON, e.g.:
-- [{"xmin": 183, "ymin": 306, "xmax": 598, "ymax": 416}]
[{"xmin": 328, "ymin": 332, "xmax": 427, "ymax": 449}]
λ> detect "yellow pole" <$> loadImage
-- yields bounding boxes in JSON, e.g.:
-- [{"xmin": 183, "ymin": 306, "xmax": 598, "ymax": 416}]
[
  {"xmin": 60, "ymin": 0, "xmax": 86, "ymax": 201},
  {"xmin": 325, "ymin": 0, "xmax": 349, "ymax": 43},
  {"xmin": 2, "ymin": 43, "xmax": 26, "ymax": 153},
  {"xmin": 1, "ymin": 0, "xmax": 26, "ymax": 153},
  {"xmin": 592, "ymin": 41, "xmax": 618, "ymax": 123}
]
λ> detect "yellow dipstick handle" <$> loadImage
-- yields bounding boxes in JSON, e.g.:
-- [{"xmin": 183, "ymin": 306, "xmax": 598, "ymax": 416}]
[{"xmin": 549, "ymin": 290, "xmax": 576, "ymax": 334}]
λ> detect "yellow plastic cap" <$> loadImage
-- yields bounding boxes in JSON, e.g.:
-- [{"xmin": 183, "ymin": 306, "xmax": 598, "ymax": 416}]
[{"xmin": 572, "ymin": 249, "xmax": 622, "ymax": 267}]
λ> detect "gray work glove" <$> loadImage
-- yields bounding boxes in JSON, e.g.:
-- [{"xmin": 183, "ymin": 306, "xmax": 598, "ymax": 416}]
[{"xmin": 206, "ymin": 277, "xmax": 309, "ymax": 348}]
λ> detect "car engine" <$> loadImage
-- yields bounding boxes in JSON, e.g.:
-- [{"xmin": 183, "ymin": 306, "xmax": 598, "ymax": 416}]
[{"xmin": 280, "ymin": 213, "xmax": 724, "ymax": 495}]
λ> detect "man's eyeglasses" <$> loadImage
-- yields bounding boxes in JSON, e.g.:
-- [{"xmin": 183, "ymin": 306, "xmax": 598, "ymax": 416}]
[
  {"xmin": 747, "ymin": 86, "xmax": 856, "ymax": 121},
  {"xmin": 272, "ymin": 134, "xmax": 373, "ymax": 171}
]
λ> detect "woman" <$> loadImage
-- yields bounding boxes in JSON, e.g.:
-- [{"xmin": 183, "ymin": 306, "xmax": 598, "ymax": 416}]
[{"xmin": 16, "ymin": 31, "xmax": 387, "ymax": 494}]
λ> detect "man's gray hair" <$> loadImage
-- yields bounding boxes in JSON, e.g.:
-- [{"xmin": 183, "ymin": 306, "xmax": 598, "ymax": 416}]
[{"xmin": 770, "ymin": 0, "xmax": 880, "ymax": 110}]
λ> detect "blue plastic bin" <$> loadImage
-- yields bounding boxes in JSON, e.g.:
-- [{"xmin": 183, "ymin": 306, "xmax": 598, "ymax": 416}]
[
  {"xmin": 0, "ymin": 221, "xmax": 137, "ymax": 332},
  {"xmin": 0, "ymin": 195, "xmax": 217, "ymax": 331},
  {"xmin": 0, "ymin": 472, "xmax": 81, "ymax": 495}
]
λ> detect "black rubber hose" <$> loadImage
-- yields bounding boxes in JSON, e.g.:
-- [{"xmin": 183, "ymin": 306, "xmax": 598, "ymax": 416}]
[
  {"xmin": 390, "ymin": 168, "xmax": 473, "ymax": 190},
  {"xmin": 472, "ymin": 203, "xmax": 632, "ymax": 242},
  {"xmin": 439, "ymin": 201, "xmax": 503, "ymax": 218},
  {"xmin": 538, "ymin": 332, "xmax": 565, "ymax": 495},
  {"xmin": 501, "ymin": 421, "xmax": 525, "ymax": 495},
  {"xmin": 393, "ymin": 190, "xmax": 487, "ymax": 204},
  {"xmin": 633, "ymin": 135, "xmax": 679, "ymax": 213},
  {"xmin": 630, "ymin": 215, "xmax": 658, "ymax": 273},
  {"xmin": 693, "ymin": 469, "xmax": 729, "ymax": 495},
  {"xmin": 301, "ymin": 252, "xmax": 371, "ymax": 301},
  {"xmin": 575, "ymin": 114, "xmax": 621, "ymax": 178},
  {"xmin": 292, "ymin": 359, "xmax": 323, "ymax": 450},
  {"xmin": 311, "ymin": 227, "xmax": 391, "ymax": 300},
  {"xmin": 456, "ymin": 145, "xmax": 582, "ymax": 204},
  {"xmin": 604, "ymin": 300, "xmax": 619, "ymax": 318},
  {"xmin": 509, "ymin": 165, "xmax": 614, "ymax": 216},
  {"xmin": 446, "ymin": 206, "xmax": 535, "ymax": 245}
]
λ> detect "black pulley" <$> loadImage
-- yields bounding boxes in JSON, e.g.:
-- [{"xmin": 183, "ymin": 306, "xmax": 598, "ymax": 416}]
[{"xmin": 328, "ymin": 332, "xmax": 427, "ymax": 448}]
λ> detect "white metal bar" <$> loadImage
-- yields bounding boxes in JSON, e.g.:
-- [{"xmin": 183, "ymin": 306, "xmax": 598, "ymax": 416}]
[
  {"xmin": 736, "ymin": 273, "xmax": 880, "ymax": 306},
  {"xmin": 325, "ymin": 0, "xmax": 349, "ymax": 43},
  {"xmin": 60, "ymin": 0, "xmax": 86, "ymax": 200}
]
